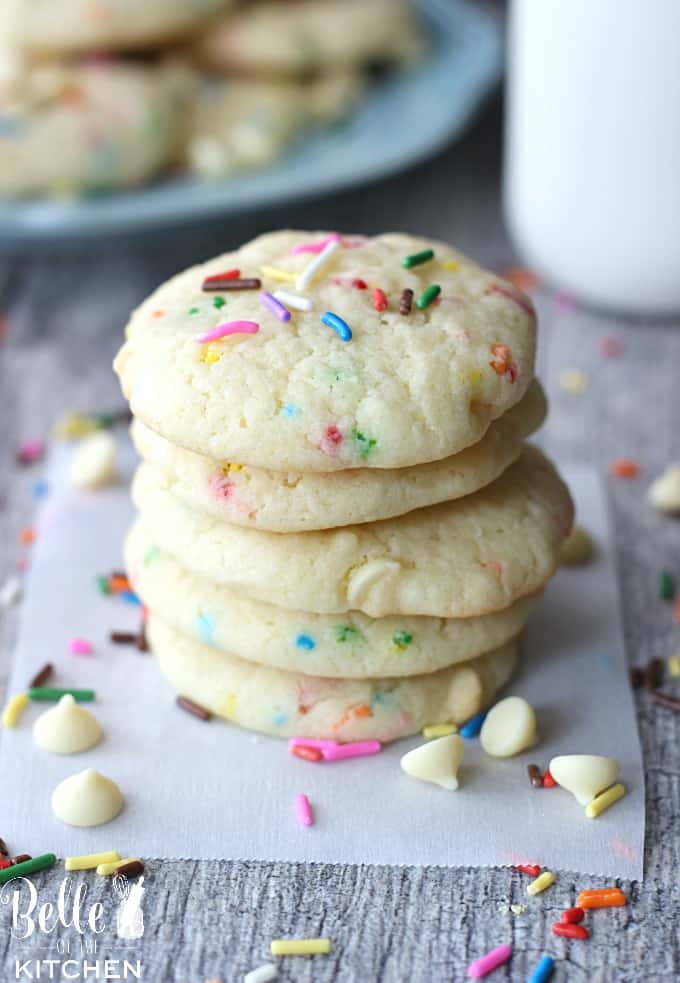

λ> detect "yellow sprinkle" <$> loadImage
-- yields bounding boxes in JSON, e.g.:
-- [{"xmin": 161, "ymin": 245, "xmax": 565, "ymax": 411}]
[
  {"xmin": 668, "ymin": 654, "xmax": 680, "ymax": 677},
  {"xmin": 559, "ymin": 368, "xmax": 590, "ymax": 394},
  {"xmin": 585, "ymin": 783, "xmax": 626, "ymax": 819},
  {"xmin": 221, "ymin": 693, "xmax": 237, "ymax": 718},
  {"xmin": 260, "ymin": 265, "xmax": 297, "ymax": 283},
  {"xmin": 54, "ymin": 412, "xmax": 98, "ymax": 440},
  {"xmin": 441, "ymin": 260, "xmax": 460, "ymax": 271},
  {"xmin": 2, "ymin": 692, "xmax": 29, "ymax": 728},
  {"xmin": 221, "ymin": 462, "xmax": 244, "ymax": 473},
  {"xmin": 96, "ymin": 857, "xmax": 140, "ymax": 876},
  {"xmin": 466, "ymin": 368, "xmax": 483, "ymax": 384},
  {"xmin": 423, "ymin": 723, "xmax": 458, "ymax": 739},
  {"xmin": 526, "ymin": 871, "xmax": 556, "ymax": 896},
  {"xmin": 66, "ymin": 851, "xmax": 120, "ymax": 871},
  {"xmin": 270, "ymin": 939, "xmax": 331, "ymax": 956},
  {"xmin": 199, "ymin": 343, "xmax": 221, "ymax": 364}
]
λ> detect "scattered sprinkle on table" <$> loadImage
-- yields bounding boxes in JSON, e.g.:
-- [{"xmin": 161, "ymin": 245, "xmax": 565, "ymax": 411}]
[
  {"xmin": 320, "ymin": 740, "xmax": 381, "ymax": 761},
  {"xmin": 402, "ymin": 248, "xmax": 434, "ymax": 269},
  {"xmin": 585, "ymin": 783, "xmax": 626, "ymax": 818},
  {"xmin": 668, "ymin": 654, "xmax": 680, "ymax": 677},
  {"xmin": 68, "ymin": 638, "xmax": 93, "ymax": 656},
  {"xmin": 527, "ymin": 870, "xmax": 556, "ymax": 896},
  {"xmin": 295, "ymin": 793, "xmax": 313, "ymax": 827},
  {"xmin": 291, "ymin": 745, "xmax": 323, "ymax": 762},
  {"xmin": 196, "ymin": 320, "xmax": 259, "ymax": 343},
  {"xmin": 19, "ymin": 527, "xmax": 36, "ymax": 545},
  {"xmin": 260, "ymin": 291, "xmax": 291, "ymax": 322},
  {"xmin": 29, "ymin": 687, "xmax": 94, "ymax": 702},
  {"xmin": 0, "ymin": 575, "xmax": 22, "ymax": 608},
  {"xmin": 527, "ymin": 764, "xmax": 544, "ymax": 788},
  {"xmin": 321, "ymin": 311, "xmax": 352, "ymax": 341},
  {"xmin": 416, "ymin": 284, "xmax": 441, "ymax": 309},
  {"xmin": 599, "ymin": 335, "xmax": 624, "ymax": 358},
  {"xmin": 272, "ymin": 289, "xmax": 312, "ymax": 311},
  {"xmin": 467, "ymin": 943, "xmax": 512, "ymax": 978},
  {"xmin": 244, "ymin": 964, "xmax": 278, "ymax": 983},
  {"xmin": 2, "ymin": 693, "xmax": 28, "ymax": 728},
  {"xmin": 561, "ymin": 906, "xmax": 585, "ymax": 924},
  {"xmin": 608, "ymin": 457, "xmax": 640, "ymax": 478},
  {"xmin": 296, "ymin": 238, "xmax": 340, "ymax": 291},
  {"xmin": 28, "ymin": 662, "xmax": 54, "ymax": 688},
  {"xmin": 552, "ymin": 922, "xmax": 589, "ymax": 939},
  {"xmin": 423, "ymin": 723, "xmax": 457, "ymax": 739},
  {"xmin": 270, "ymin": 938, "xmax": 331, "ymax": 956},
  {"xmin": 65, "ymin": 850, "xmax": 120, "ymax": 871},
  {"xmin": 459, "ymin": 711, "xmax": 486, "ymax": 738},
  {"xmin": 176, "ymin": 695, "xmax": 212, "ymax": 721},
  {"xmin": 16, "ymin": 438, "xmax": 45, "ymax": 465},
  {"xmin": 659, "ymin": 570, "xmax": 675, "ymax": 600},
  {"xmin": 0, "ymin": 853, "xmax": 56, "ymax": 884},
  {"xmin": 96, "ymin": 857, "xmax": 141, "ymax": 876},
  {"xmin": 399, "ymin": 288, "xmax": 413, "ymax": 315},
  {"xmin": 542, "ymin": 768, "xmax": 557, "ymax": 788},
  {"xmin": 515, "ymin": 864, "xmax": 541, "ymax": 877},
  {"xmin": 115, "ymin": 859, "xmax": 145, "ymax": 878},
  {"xmin": 110, "ymin": 630, "xmax": 137, "ymax": 645},
  {"xmin": 643, "ymin": 657, "xmax": 663, "ymax": 689},
  {"xmin": 651, "ymin": 690, "xmax": 680, "ymax": 712},
  {"xmin": 559, "ymin": 368, "xmax": 590, "ymax": 394},
  {"xmin": 288, "ymin": 738, "xmax": 339, "ymax": 751},
  {"xmin": 527, "ymin": 954, "xmax": 555, "ymax": 983},
  {"xmin": 577, "ymin": 887, "xmax": 626, "ymax": 909}
]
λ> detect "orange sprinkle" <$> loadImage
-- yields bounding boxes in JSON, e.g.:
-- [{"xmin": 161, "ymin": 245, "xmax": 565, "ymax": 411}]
[
  {"xmin": 502, "ymin": 267, "xmax": 540, "ymax": 293},
  {"xmin": 489, "ymin": 343, "xmax": 518, "ymax": 382},
  {"xmin": 108, "ymin": 574, "xmax": 131, "ymax": 593},
  {"xmin": 152, "ymin": 310, "xmax": 166, "ymax": 319},
  {"xmin": 334, "ymin": 702, "xmax": 373, "ymax": 729},
  {"xmin": 19, "ymin": 527, "xmax": 36, "ymax": 545},
  {"xmin": 576, "ymin": 887, "xmax": 626, "ymax": 909},
  {"xmin": 608, "ymin": 458, "xmax": 640, "ymax": 479}
]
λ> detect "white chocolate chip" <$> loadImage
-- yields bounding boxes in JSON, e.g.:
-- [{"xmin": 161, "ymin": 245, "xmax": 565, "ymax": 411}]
[
  {"xmin": 560, "ymin": 525, "xmax": 595, "ymax": 565},
  {"xmin": 400, "ymin": 734, "xmax": 464, "ymax": 790},
  {"xmin": 648, "ymin": 465, "xmax": 680, "ymax": 512},
  {"xmin": 346, "ymin": 559, "xmax": 401, "ymax": 610},
  {"xmin": 69, "ymin": 432, "xmax": 117, "ymax": 490},
  {"xmin": 52, "ymin": 768, "xmax": 123, "ymax": 827},
  {"xmin": 480, "ymin": 696, "xmax": 537, "ymax": 758},
  {"xmin": 33, "ymin": 694, "xmax": 102, "ymax": 755},
  {"xmin": 549, "ymin": 754, "xmax": 620, "ymax": 806}
]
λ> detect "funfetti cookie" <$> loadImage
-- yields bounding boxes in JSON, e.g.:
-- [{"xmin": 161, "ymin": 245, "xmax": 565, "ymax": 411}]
[
  {"xmin": 0, "ymin": 59, "xmax": 193, "ymax": 198},
  {"xmin": 191, "ymin": 0, "xmax": 425, "ymax": 79},
  {"xmin": 131, "ymin": 446, "xmax": 573, "ymax": 618},
  {"xmin": 148, "ymin": 614, "xmax": 518, "ymax": 742},
  {"xmin": 2, "ymin": 0, "xmax": 231, "ymax": 55},
  {"xmin": 126, "ymin": 519, "xmax": 539, "ymax": 678},
  {"xmin": 130, "ymin": 381, "xmax": 546, "ymax": 531},
  {"xmin": 114, "ymin": 231, "xmax": 537, "ymax": 471}
]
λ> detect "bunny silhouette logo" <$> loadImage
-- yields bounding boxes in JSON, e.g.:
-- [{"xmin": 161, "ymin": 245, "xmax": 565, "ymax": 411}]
[{"xmin": 113, "ymin": 873, "xmax": 145, "ymax": 941}]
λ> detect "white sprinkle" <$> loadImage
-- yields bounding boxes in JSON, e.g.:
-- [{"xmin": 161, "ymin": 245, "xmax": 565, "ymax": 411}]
[
  {"xmin": 273, "ymin": 289, "xmax": 313, "ymax": 312},
  {"xmin": 296, "ymin": 238, "xmax": 340, "ymax": 291},
  {"xmin": 0, "ymin": 576, "xmax": 22, "ymax": 608},
  {"xmin": 244, "ymin": 964, "xmax": 277, "ymax": 983}
]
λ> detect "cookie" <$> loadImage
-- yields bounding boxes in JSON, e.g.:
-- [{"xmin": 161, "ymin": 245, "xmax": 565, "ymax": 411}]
[
  {"xmin": 131, "ymin": 380, "xmax": 546, "ymax": 531},
  {"xmin": 126, "ymin": 519, "xmax": 538, "ymax": 677},
  {"xmin": 148, "ymin": 614, "xmax": 518, "ymax": 742},
  {"xmin": 0, "ymin": 59, "xmax": 192, "ymax": 198},
  {"xmin": 192, "ymin": 0, "xmax": 424, "ymax": 79},
  {"xmin": 114, "ymin": 230, "xmax": 537, "ymax": 471},
  {"xmin": 2, "ymin": 0, "xmax": 230, "ymax": 55},
  {"xmin": 131, "ymin": 446, "xmax": 573, "ymax": 618}
]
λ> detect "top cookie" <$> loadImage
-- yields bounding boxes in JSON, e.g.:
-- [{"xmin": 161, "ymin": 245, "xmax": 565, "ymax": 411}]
[{"xmin": 114, "ymin": 231, "xmax": 536, "ymax": 472}]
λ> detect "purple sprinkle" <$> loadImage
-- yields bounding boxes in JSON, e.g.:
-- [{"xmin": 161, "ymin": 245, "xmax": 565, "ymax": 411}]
[{"xmin": 260, "ymin": 291, "xmax": 291, "ymax": 323}]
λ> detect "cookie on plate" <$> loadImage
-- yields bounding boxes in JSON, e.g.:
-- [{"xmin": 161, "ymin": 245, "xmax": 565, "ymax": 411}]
[
  {"xmin": 126, "ymin": 518, "xmax": 539, "ymax": 677},
  {"xmin": 130, "ymin": 380, "xmax": 546, "ymax": 531},
  {"xmin": 0, "ymin": 59, "xmax": 193, "ymax": 198},
  {"xmin": 131, "ymin": 446, "xmax": 573, "ymax": 618},
  {"xmin": 149, "ymin": 614, "xmax": 518, "ymax": 741},
  {"xmin": 114, "ymin": 230, "xmax": 537, "ymax": 471}
]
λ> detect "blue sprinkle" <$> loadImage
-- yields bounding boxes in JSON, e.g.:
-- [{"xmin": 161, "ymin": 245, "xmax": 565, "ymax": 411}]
[
  {"xmin": 0, "ymin": 116, "xmax": 24, "ymax": 138},
  {"xmin": 459, "ymin": 711, "xmax": 487, "ymax": 739},
  {"xmin": 321, "ymin": 311, "xmax": 352, "ymax": 342},
  {"xmin": 119, "ymin": 590, "xmax": 141, "ymax": 606},
  {"xmin": 280, "ymin": 402, "xmax": 301, "ymax": 418},
  {"xmin": 198, "ymin": 611, "xmax": 216, "ymax": 647},
  {"xmin": 528, "ymin": 955, "xmax": 555, "ymax": 983},
  {"xmin": 295, "ymin": 633, "xmax": 316, "ymax": 651},
  {"xmin": 32, "ymin": 480, "xmax": 49, "ymax": 499},
  {"xmin": 272, "ymin": 711, "xmax": 288, "ymax": 726}
]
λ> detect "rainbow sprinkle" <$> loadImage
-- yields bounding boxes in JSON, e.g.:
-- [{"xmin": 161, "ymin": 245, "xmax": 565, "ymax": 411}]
[
  {"xmin": 321, "ymin": 311, "xmax": 352, "ymax": 342},
  {"xmin": 196, "ymin": 321, "xmax": 259, "ymax": 343},
  {"xmin": 260, "ymin": 292, "xmax": 291, "ymax": 323}
]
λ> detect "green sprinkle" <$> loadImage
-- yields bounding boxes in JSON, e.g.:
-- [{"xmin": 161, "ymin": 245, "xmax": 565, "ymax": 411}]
[
  {"xmin": 29, "ymin": 687, "xmax": 95, "ymax": 702},
  {"xmin": 0, "ymin": 853, "xmax": 57, "ymax": 885},
  {"xmin": 92, "ymin": 413, "xmax": 115, "ymax": 428},
  {"xmin": 352, "ymin": 429, "xmax": 377, "ymax": 459},
  {"xmin": 96, "ymin": 574, "xmax": 110, "ymax": 595},
  {"xmin": 144, "ymin": 545, "xmax": 160, "ymax": 565},
  {"xmin": 188, "ymin": 306, "xmax": 200, "ymax": 315},
  {"xmin": 393, "ymin": 630, "xmax": 413, "ymax": 650},
  {"xmin": 402, "ymin": 248, "xmax": 435, "ymax": 269},
  {"xmin": 416, "ymin": 284, "xmax": 441, "ymax": 310},
  {"xmin": 335, "ymin": 625, "xmax": 365, "ymax": 644},
  {"xmin": 659, "ymin": 569, "xmax": 675, "ymax": 600},
  {"xmin": 213, "ymin": 297, "xmax": 226, "ymax": 309}
]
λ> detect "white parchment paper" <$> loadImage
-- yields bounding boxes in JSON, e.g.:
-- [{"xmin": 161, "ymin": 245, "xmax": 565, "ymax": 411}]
[{"xmin": 0, "ymin": 441, "xmax": 645, "ymax": 878}]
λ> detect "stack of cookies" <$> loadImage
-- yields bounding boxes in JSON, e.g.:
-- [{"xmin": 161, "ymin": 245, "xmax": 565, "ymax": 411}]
[{"xmin": 114, "ymin": 231, "xmax": 573, "ymax": 743}]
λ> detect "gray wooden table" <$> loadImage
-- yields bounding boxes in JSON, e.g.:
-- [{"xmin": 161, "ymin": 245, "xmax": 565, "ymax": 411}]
[{"xmin": 1, "ymin": 99, "xmax": 679, "ymax": 982}]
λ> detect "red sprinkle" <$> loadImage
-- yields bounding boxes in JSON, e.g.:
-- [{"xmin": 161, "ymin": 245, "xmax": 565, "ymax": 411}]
[
  {"xmin": 561, "ymin": 907, "xmax": 585, "ymax": 924},
  {"xmin": 203, "ymin": 269, "xmax": 240, "ymax": 287},
  {"xmin": 291, "ymin": 745, "xmax": 323, "ymax": 763},
  {"xmin": 0, "ymin": 859, "xmax": 12, "ymax": 869},
  {"xmin": 372, "ymin": 288, "xmax": 388, "ymax": 312},
  {"xmin": 515, "ymin": 864, "xmax": 542, "ymax": 877},
  {"xmin": 608, "ymin": 458, "xmax": 640, "ymax": 479},
  {"xmin": 542, "ymin": 769, "xmax": 557, "ymax": 788},
  {"xmin": 674, "ymin": 597, "xmax": 680, "ymax": 625},
  {"xmin": 352, "ymin": 278, "xmax": 368, "ymax": 290},
  {"xmin": 552, "ymin": 923, "xmax": 589, "ymax": 940},
  {"xmin": 321, "ymin": 425, "xmax": 343, "ymax": 456}
]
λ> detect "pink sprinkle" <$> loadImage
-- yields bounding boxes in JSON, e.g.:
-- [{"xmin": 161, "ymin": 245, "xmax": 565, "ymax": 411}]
[
  {"xmin": 321, "ymin": 740, "xmax": 382, "ymax": 762},
  {"xmin": 554, "ymin": 290, "xmax": 577, "ymax": 312},
  {"xmin": 296, "ymin": 793, "xmax": 313, "ymax": 827},
  {"xmin": 69, "ymin": 637, "xmax": 93, "ymax": 656},
  {"xmin": 320, "ymin": 425, "xmax": 343, "ymax": 456},
  {"xmin": 17, "ymin": 439, "xmax": 45, "ymax": 465},
  {"xmin": 291, "ymin": 233, "xmax": 342, "ymax": 255},
  {"xmin": 599, "ymin": 335, "xmax": 624, "ymax": 358},
  {"xmin": 288, "ymin": 738, "xmax": 339, "ymax": 751},
  {"xmin": 467, "ymin": 944, "xmax": 512, "ymax": 978},
  {"xmin": 196, "ymin": 321, "xmax": 259, "ymax": 343}
]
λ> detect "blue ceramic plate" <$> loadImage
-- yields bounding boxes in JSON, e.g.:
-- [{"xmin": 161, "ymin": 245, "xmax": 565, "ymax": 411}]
[{"xmin": 0, "ymin": 0, "xmax": 501, "ymax": 243}]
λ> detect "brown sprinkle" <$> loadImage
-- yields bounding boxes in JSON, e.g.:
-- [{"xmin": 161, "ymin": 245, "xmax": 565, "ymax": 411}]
[
  {"xmin": 650, "ymin": 690, "xmax": 680, "ymax": 712},
  {"xmin": 115, "ymin": 860, "xmax": 145, "ymax": 878},
  {"xmin": 28, "ymin": 663, "xmax": 53, "ymax": 689},
  {"xmin": 629, "ymin": 667, "xmax": 644, "ymax": 689},
  {"xmin": 399, "ymin": 288, "xmax": 414, "ymax": 315},
  {"xmin": 137, "ymin": 624, "xmax": 149, "ymax": 652},
  {"xmin": 110, "ymin": 631, "xmax": 137, "ymax": 645},
  {"xmin": 643, "ymin": 658, "xmax": 663, "ymax": 690},
  {"xmin": 527, "ymin": 764, "xmax": 543, "ymax": 788},
  {"xmin": 176, "ymin": 696, "xmax": 212, "ymax": 721},
  {"xmin": 202, "ymin": 277, "xmax": 261, "ymax": 292},
  {"xmin": 0, "ymin": 838, "xmax": 8, "ymax": 857},
  {"xmin": 11, "ymin": 854, "xmax": 32, "ymax": 865}
]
